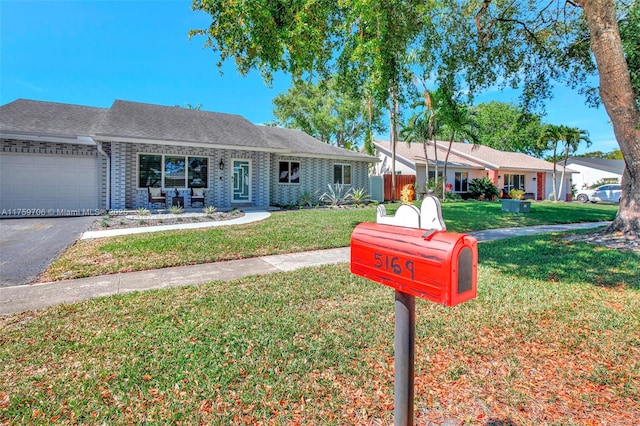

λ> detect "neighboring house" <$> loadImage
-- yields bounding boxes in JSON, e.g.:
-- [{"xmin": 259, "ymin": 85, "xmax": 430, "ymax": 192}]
[
  {"xmin": 374, "ymin": 140, "xmax": 576, "ymax": 201},
  {"xmin": 0, "ymin": 99, "xmax": 376, "ymax": 214},
  {"xmin": 563, "ymin": 157, "xmax": 625, "ymax": 190}
]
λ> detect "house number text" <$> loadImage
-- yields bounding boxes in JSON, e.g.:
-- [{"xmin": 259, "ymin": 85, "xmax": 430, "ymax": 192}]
[{"xmin": 373, "ymin": 253, "xmax": 415, "ymax": 281}]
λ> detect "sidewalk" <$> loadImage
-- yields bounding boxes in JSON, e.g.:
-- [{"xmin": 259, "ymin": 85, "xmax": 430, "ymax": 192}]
[{"xmin": 0, "ymin": 221, "xmax": 610, "ymax": 316}]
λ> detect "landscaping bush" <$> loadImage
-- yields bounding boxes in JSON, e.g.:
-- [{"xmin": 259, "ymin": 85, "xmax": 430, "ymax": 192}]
[
  {"xmin": 468, "ymin": 177, "xmax": 499, "ymax": 200},
  {"xmin": 508, "ymin": 189, "xmax": 525, "ymax": 200}
]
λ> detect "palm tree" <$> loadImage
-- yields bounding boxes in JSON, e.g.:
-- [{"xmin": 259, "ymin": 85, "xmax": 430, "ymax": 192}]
[
  {"xmin": 431, "ymin": 87, "xmax": 479, "ymax": 200},
  {"xmin": 558, "ymin": 126, "xmax": 591, "ymax": 200},
  {"xmin": 538, "ymin": 124, "xmax": 564, "ymax": 201},
  {"xmin": 400, "ymin": 89, "xmax": 438, "ymax": 196},
  {"xmin": 538, "ymin": 125, "xmax": 591, "ymax": 202}
]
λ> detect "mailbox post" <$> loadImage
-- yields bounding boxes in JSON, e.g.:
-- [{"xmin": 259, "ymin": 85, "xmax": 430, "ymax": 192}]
[{"xmin": 350, "ymin": 197, "xmax": 478, "ymax": 425}]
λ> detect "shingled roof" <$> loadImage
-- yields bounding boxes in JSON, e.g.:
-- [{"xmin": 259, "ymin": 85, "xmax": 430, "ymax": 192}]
[
  {"xmin": 95, "ymin": 100, "xmax": 284, "ymax": 150},
  {"xmin": 375, "ymin": 139, "xmax": 571, "ymax": 172},
  {"xmin": 0, "ymin": 99, "xmax": 107, "ymax": 138},
  {"xmin": 260, "ymin": 126, "xmax": 375, "ymax": 161},
  {"xmin": 1, "ymin": 99, "xmax": 376, "ymax": 161},
  {"xmin": 565, "ymin": 157, "xmax": 625, "ymax": 174},
  {"xmin": 374, "ymin": 140, "xmax": 484, "ymax": 169}
]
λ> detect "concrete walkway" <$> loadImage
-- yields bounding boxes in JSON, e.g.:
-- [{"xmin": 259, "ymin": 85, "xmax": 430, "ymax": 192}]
[{"xmin": 0, "ymin": 221, "xmax": 610, "ymax": 316}]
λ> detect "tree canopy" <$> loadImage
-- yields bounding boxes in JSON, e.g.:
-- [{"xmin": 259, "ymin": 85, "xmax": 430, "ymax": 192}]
[
  {"xmin": 473, "ymin": 101, "xmax": 546, "ymax": 157},
  {"xmin": 576, "ymin": 149, "xmax": 624, "ymax": 160},
  {"xmin": 270, "ymin": 78, "xmax": 383, "ymax": 149},
  {"xmin": 191, "ymin": 0, "xmax": 639, "ymax": 233}
]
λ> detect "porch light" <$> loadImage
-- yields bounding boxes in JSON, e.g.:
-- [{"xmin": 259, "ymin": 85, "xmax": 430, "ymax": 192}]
[{"xmin": 219, "ymin": 158, "xmax": 225, "ymax": 170}]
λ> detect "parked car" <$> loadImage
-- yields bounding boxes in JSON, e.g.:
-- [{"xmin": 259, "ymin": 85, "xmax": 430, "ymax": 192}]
[{"xmin": 575, "ymin": 184, "xmax": 622, "ymax": 203}]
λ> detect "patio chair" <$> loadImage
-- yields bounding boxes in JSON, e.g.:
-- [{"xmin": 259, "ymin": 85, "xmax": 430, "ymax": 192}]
[
  {"xmin": 148, "ymin": 187, "xmax": 166, "ymax": 208},
  {"xmin": 191, "ymin": 187, "xmax": 205, "ymax": 207}
]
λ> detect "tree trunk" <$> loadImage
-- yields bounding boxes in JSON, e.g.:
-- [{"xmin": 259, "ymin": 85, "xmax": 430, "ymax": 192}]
[
  {"xmin": 578, "ymin": 0, "xmax": 640, "ymax": 234},
  {"xmin": 422, "ymin": 141, "xmax": 430, "ymax": 194},
  {"xmin": 390, "ymin": 107, "xmax": 397, "ymax": 202},
  {"xmin": 551, "ymin": 144, "xmax": 559, "ymax": 202},
  {"xmin": 443, "ymin": 133, "xmax": 455, "ymax": 200},
  {"xmin": 558, "ymin": 144, "xmax": 570, "ymax": 202},
  {"xmin": 389, "ymin": 89, "xmax": 399, "ymax": 202}
]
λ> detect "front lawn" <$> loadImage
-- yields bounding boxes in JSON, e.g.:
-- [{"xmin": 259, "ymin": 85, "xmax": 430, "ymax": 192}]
[
  {"xmin": 40, "ymin": 201, "xmax": 618, "ymax": 281},
  {"xmin": 2, "ymin": 233, "xmax": 638, "ymax": 424}
]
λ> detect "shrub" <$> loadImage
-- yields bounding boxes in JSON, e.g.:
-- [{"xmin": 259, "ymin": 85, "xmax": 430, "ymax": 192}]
[
  {"xmin": 445, "ymin": 192, "xmax": 463, "ymax": 202},
  {"xmin": 319, "ymin": 183, "xmax": 353, "ymax": 206},
  {"xmin": 348, "ymin": 188, "xmax": 371, "ymax": 206},
  {"xmin": 203, "ymin": 206, "xmax": 217, "ymax": 215},
  {"xmin": 588, "ymin": 179, "xmax": 618, "ymax": 189},
  {"xmin": 297, "ymin": 189, "xmax": 319, "ymax": 207},
  {"xmin": 136, "ymin": 207, "xmax": 151, "ymax": 216},
  {"xmin": 425, "ymin": 178, "xmax": 444, "ymax": 194},
  {"xmin": 508, "ymin": 189, "xmax": 525, "ymax": 200},
  {"xmin": 169, "ymin": 205, "xmax": 184, "ymax": 214},
  {"xmin": 469, "ymin": 177, "xmax": 499, "ymax": 200}
]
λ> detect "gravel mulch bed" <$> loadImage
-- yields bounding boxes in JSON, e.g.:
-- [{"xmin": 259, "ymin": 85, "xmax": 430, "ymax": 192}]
[{"xmin": 87, "ymin": 210, "xmax": 245, "ymax": 231}]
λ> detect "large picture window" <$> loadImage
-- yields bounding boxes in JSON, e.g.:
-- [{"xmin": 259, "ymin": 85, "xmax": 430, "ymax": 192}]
[
  {"xmin": 334, "ymin": 164, "xmax": 352, "ymax": 185},
  {"xmin": 454, "ymin": 172, "xmax": 468, "ymax": 192},
  {"xmin": 503, "ymin": 174, "xmax": 525, "ymax": 192},
  {"xmin": 279, "ymin": 161, "xmax": 300, "ymax": 184},
  {"xmin": 138, "ymin": 154, "xmax": 208, "ymax": 189}
]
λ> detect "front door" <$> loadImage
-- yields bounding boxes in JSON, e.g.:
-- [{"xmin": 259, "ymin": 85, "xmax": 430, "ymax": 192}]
[{"xmin": 232, "ymin": 159, "xmax": 251, "ymax": 203}]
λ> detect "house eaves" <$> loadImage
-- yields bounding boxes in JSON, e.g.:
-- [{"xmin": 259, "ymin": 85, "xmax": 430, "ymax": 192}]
[
  {"xmin": 91, "ymin": 134, "xmax": 290, "ymax": 153},
  {"xmin": 0, "ymin": 131, "xmax": 89, "ymax": 145}
]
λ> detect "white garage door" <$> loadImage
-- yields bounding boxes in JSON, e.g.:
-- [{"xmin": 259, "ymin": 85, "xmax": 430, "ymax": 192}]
[{"xmin": 0, "ymin": 153, "xmax": 99, "ymax": 215}]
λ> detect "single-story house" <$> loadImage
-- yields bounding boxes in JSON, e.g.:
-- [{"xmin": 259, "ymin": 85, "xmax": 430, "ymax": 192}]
[
  {"xmin": 374, "ymin": 140, "xmax": 576, "ymax": 201},
  {"xmin": 563, "ymin": 157, "xmax": 625, "ymax": 189},
  {"xmin": 0, "ymin": 99, "xmax": 376, "ymax": 215}
]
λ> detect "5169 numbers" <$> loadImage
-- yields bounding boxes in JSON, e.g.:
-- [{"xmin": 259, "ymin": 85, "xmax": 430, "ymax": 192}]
[{"xmin": 373, "ymin": 253, "xmax": 415, "ymax": 280}]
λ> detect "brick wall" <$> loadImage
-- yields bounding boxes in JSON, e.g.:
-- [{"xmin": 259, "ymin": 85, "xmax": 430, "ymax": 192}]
[
  {"xmin": 108, "ymin": 142, "xmax": 271, "ymax": 209},
  {"xmin": 269, "ymin": 155, "xmax": 370, "ymax": 206}
]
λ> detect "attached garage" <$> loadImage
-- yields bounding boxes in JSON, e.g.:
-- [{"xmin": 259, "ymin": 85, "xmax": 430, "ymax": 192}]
[{"xmin": 0, "ymin": 153, "xmax": 99, "ymax": 215}]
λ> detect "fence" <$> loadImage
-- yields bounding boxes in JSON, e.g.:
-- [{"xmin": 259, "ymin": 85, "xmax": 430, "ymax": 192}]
[{"xmin": 383, "ymin": 174, "xmax": 416, "ymax": 201}]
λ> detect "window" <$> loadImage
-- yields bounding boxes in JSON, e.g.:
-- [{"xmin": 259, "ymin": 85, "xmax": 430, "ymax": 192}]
[
  {"xmin": 334, "ymin": 164, "xmax": 352, "ymax": 185},
  {"xmin": 454, "ymin": 172, "xmax": 468, "ymax": 192},
  {"xmin": 138, "ymin": 154, "xmax": 208, "ymax": 188},
  {"xmin": 428, "ymin": 171, "xmax": 444, "ymax": 182},
  {"xmin": 279, "ymin": 161, "xmax": 300, "ymax": 184},
  {"xmin": 188, "ymin": 157, "xmax": 208, "ymax": 188},
  {"xmin": 164, "ymin": 156, "xmax": 186, "ymax": 188},
  {"xmin": 139, "ymin": 155, "xmax": 162, "ymax": 188},
  {"xmin": 503, "ymin": 174, "xmax": 525, "ymax": 192}
]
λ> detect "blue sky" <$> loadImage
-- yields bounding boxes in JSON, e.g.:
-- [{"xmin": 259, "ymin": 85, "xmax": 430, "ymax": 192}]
[{"xmin": 1, "ymin": 0, "xmax": 619, "ymax": 155}]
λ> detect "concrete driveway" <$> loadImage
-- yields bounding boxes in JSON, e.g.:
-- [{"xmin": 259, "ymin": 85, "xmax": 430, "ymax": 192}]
[{"xmin": 0, "ymin": 216, "xmax": 96, "ymax": 287}]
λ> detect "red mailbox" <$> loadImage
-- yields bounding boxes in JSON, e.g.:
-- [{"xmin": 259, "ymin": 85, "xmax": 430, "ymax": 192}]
[{"xmin": 350, "ymin": 222, "xmax": 478, "ymax": 306}]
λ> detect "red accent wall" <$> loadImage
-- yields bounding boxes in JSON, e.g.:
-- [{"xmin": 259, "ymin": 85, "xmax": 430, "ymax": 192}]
[{"xmin": 537, "ymin": 172, "xmax": 545, "ymax": 200}]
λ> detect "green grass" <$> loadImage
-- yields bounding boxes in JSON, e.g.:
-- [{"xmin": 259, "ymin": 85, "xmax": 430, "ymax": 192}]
[
  {"xmin": 41, "ymin": 202, "xmax": 618, "ymax": 281},
  {"xmin": 2, "ymin": 233, "xmax": 638, "ymax": 424}
]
